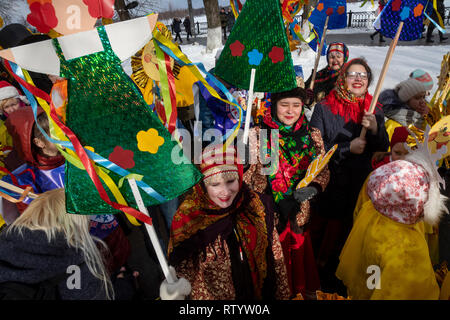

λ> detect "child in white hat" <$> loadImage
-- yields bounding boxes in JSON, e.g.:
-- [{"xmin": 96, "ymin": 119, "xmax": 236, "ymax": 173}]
[{"xmin": 0, "ymin": 80, "xmax": 28, "ymax": 118}]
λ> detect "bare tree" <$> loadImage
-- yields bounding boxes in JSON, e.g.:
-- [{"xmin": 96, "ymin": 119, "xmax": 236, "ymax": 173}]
[
  {"xmin": 302, "ymin": 0, "xmax": 318, "ymax": 25},
  {"xmin": 0, "ymin": 0, "xmax": 24, "ymax": 26},
  {"xmin": 203, "ymin": 0, "xmax": 222, "ymax": 51},
  {"xmin": 115, "ymin": 0, "xmax": 131, "ymax": 21},
  {"xmin": 187, "ymin": 0, "xmax": 195, "ymax": 37},
  {"xmin": 127, "ymin": 0, "xmax": 162, "ymax": 18}
]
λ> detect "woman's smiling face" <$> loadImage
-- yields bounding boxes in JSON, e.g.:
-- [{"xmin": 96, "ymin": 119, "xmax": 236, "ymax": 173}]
[
  {"xmin": 205, "ymin": 175, "xmax": 240, "ymax": 209},
  {"xmin": 345, "ymin": 63, "xmax": 369, "ymax": 98},
  {"xmin": 276, "ymin": 97, "xmax": 303, "ymax": 127}
]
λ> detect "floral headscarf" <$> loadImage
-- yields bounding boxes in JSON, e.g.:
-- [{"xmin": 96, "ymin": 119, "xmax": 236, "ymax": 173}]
[{"xmin": 262, "ymin": 102, "xmax": 317, "ymax": 204}]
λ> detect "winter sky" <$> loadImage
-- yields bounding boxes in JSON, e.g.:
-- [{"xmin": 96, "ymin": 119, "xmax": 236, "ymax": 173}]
[{"xmin": 162, "ymin": 0, "xmax": 232, "ymax": 10}]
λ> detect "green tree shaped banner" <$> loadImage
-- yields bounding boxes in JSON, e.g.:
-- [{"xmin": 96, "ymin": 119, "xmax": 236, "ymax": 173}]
[{"xmin": 214, "ymin": 0, "xmax": 297, "ymax": 93}]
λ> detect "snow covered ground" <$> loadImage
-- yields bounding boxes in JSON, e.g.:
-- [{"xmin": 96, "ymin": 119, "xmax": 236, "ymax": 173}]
[
  {"xmin": 6, "ymin": 0, "xmax": 450, "ymax": 97},
  {"xmin": 175, "ymin": 0, "xmax": 450, "ymax": 97},
  {"xmin": 179, "ymin": 42, "xmax": 449, "ymax": 97}
]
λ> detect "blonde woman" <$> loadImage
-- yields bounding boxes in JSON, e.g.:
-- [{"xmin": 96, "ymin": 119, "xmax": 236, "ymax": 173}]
[{"xmin": 0, "ymin": 188, "xmax": 113, "ymax": 300}]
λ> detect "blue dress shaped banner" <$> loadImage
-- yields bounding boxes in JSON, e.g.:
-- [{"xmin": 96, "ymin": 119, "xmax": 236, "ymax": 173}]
[
  {"xmin": 308, "ymin": 0, "xmax": 347, "ymax": 30},
  {"xmin": 378, "ymin": 0, "xmax": 427, "ymax": 40},
  {"xmin": 308, "ymin": 25, "xmax": 327, "ymax": 56}
]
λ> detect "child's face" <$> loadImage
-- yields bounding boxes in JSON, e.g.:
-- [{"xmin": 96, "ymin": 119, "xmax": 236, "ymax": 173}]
[
  {"xmin": 407, "ymin": 92, "xmax": 429, "ymax": 116},
  {"xmin": 2, "ymin": 98, "xmax": 21, "ymax": 115},
  {"xmin": 34, "ymin": 137, "xmax": 60, "ymax": 158},
  {"xmin": 391, "ymin": 142, "xmax": 409, "ymax": 161}
]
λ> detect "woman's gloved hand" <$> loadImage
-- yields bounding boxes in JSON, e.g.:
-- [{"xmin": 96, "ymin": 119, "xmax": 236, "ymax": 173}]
[
  {"xmin": 159, "ymin": 266, "xmax": 191, "ymax": 300},
  {"xmin": 305, "ymin": 88, "xmax": 315, "ymax": 101},
  {"xmin": 293, "ymin": 186, "xmax": 318, "ymax": 203}
]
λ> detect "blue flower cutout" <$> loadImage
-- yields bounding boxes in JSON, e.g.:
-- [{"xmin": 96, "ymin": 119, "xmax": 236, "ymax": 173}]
[
  {"xmin": 248, "ymin": 49, "xmax": 263, "ymax": 66},
  {"xmin": 400, "ymin": 6, "xmax": 410, "ymax": 21}
]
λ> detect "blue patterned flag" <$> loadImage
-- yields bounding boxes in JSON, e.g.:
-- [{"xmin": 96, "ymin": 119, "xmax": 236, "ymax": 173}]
[
  {"xmin": 377, "ymin": 0, "xmax": 428, "ymax": 40},
  {"xmin": 308, "ymin": 0, "xmax": 347, "ymax": 30},
  {"xmin": 307, "ymin": 25, "xmax": 327, "ymax": 56}
]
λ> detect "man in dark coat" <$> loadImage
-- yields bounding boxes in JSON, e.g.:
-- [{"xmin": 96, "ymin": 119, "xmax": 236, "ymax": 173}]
[
  {"xmin": 426, "ymin": 0, "xmax": 448, "ymax": 43},
  {"xmin": 227, "ymin": 8, "xmax": 235, "ymax": 33},
  {"xmin": 220, "ymin": 8, "xmax": 228, "ymax": 40},
  {"xmin": 183, "ymin": 16, "xmax": 193, "ymax": 41},
  {"xmin": 172, "ymin": 17, "xmax": 183, "ymax": 43}
]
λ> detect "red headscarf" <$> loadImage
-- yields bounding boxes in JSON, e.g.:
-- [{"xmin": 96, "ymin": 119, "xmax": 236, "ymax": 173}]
[{"xmin": 322, "ymin": 58, "xmax": 381, "ymax": 123}]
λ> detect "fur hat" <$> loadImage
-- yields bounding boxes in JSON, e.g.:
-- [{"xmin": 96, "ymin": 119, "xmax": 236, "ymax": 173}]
[
  {"xmin": 270, "ymin": 87, "xmax": 307, "ymax": 116},
  {"xmin": 395, "ymin": 78, "xmax": 428, "ymax": 103},
  {"xmin": 0, "ymin": 81, "xmax": 28, "ymax": 114},
  {"xmin": 0, "ymin": 81, "xmax": 21, "ymax": 101},
  {"xmin": 409, "ymin": 69, "xmax": 433, "ymax": 92}
]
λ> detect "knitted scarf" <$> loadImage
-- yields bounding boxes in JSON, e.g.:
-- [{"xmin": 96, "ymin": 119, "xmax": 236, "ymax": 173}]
[{"xmin": 314, "ymin": 66, "xmax": 339, "ymax": 87}]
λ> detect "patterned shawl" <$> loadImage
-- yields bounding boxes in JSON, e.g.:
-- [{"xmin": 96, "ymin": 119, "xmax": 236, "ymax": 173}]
[
  {"xmin": 168, "ymin": 182, "xmax": 270, "ymax": 299},
  {"xmin": 262, "ymin": 105, "xmax": 317, "ymax": 203}
]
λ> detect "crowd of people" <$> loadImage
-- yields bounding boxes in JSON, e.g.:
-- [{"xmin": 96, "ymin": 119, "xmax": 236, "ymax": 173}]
[
  {"xmin": 0, "ymin": 6, "xmax": 449, "ymax": 302},
  {"xmin": 171, "ymin": 7, "xmax": 235, "ymax": 44}
]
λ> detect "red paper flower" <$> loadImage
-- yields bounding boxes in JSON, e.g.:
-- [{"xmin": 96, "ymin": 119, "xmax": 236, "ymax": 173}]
[
  {"xmin": 83, "ymin": 0, "xmax": 115, "ymax": 19},
  {"xmin": 337, "ymin": 6, "xmax": 346, "ymax": 15},
  {"xmin": 326, "ymin": 7, "xmax": 334, "ymax": 16},
  {"xmin": 109, "ymin": 146, "xmax": 135, "ymax": 169},
  {"xmin": 392, "ymin": 0, "xmax": 402, "ymax": 11},
  {"xmin": 413, "ymin": 3, "xmax": 424, "ymax": 17},
  {"xmin": 268, "ymin": 46, "xmax": 285, "ymax": 63},
  {"xmin": 27, "ymin": 2, "xmax": 58, "ymax": 34},
  {"xmin": 230, "ymin": 40, "xmax": 245, "ymax": 57}
]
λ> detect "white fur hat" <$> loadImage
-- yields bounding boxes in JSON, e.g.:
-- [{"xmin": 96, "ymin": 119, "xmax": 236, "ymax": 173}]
[
  {"xmin": 0, "ymin": 81, "xmax": 28, "ymax": 113},
  {"xmin": 0, "ymin": 81, "xmax": 20, "ymax": 101}
]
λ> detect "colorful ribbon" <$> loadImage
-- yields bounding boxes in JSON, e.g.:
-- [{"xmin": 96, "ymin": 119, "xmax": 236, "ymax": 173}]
[
  {"xmin": 8, "ymin": 62, "xmax": 166, "ymax": 202},
  {"xmin": 154, "ymin": 40, "xmax": 178, "ymax": 134},
  {"xmin": 5, "ymin": 60, "xmax": 153, "ymax": 226},
  {"xmin": 153, "ymin": 30, "xmax": 243, "ymax": 150}
]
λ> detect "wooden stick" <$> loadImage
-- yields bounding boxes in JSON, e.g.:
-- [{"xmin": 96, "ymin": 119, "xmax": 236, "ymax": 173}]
[
  {"xmin": 360, "ymin": 21, "xmax": 404, "ymax": 138},
  {"xmin": 309, "ymin": 15, "xmax": 330, "ymax": 91},
  {"xmin": 128, "ymin": 178, "xmax": 175, "ymax": 284},
  {"xmin": 0, "ymin": 180, "xmax": 38, "ymax": 199},
  {"xmin": 243, "ymin": 68, "xmax": 256, "ymax": 145}
]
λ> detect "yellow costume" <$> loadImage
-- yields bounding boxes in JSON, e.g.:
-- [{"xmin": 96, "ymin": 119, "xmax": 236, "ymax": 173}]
[
  {"xmin": 440, "ymin": 272, "xmax": 450, "ymax": 300},
  {"xmin": 337, "ymin": 159, "xmax": 443, "ymax": 300},
  {"xmin": 385, "ymin": 118, "xmax": 425, "ymax": 150},
  {"xmin": 0, "ymin": 119, "xmax": 13, "ymax": 178},
  {"xmin": 337, "ymin": 200, "xmax": 438, "ymax": 300}
]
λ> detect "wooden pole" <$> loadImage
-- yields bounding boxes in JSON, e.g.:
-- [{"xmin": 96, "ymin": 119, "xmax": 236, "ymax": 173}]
[
  {"xmin": 128, "ymin": 178, "xmax": 175, "ymax": 284},
  {"xmin": 243, "ymin": 68, "xmax": 256, "ymax": 144},
  {"xmin": 360, "ymin": 21, "xmax": 404, "ymax": 138},
  {"xmin": 0, "ymin": 180, "xmax": 38, "ymax": 199},
  {"xmin": 309, "ymin": 15, "xmax": 330, "ymax": 91}
]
